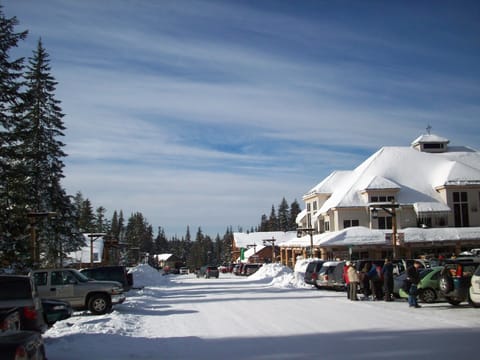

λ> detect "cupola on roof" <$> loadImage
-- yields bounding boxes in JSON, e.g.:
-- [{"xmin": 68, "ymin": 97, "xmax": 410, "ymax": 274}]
[{"xmin": 411, "ymin": 126, "xmax": 449, "ymax": 153}]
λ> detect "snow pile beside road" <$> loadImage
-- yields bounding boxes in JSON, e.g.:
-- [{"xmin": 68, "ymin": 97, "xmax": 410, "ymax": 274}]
[
  {"xmin": 249, "ymin": 263, "xmax": 307, "ymax": 289},
  {"xmin": 128, "ymin": 264, "xmax": 165, "ymax": 287}
]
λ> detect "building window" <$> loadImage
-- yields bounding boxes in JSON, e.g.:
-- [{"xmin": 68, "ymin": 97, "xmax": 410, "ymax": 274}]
[
  {"xmin": 378, "ymin": 216, "xmax": 392, "ymax": 229},
  {"xmin": 343, "ymin": 219, "xmax": 360, "ymax": 228},
  {"xmin": 453, "ymin": 192, "xmax": 469, "ymax": 227},
  {"xmin": 313, "ymin": 201, "xmax": 317, "ymax": 211},
  {"xmin": 324, "ymin": 221, "xmax": 330, "ymax": 231},
  {"xmin": 307, "ymin": 203, "xmax": 311, "ymax": 211},
  {"xmin": 370, "ymin": 196, "xmax": 395, "ymax": 203},
  {"xmin": 423, "ymin": 143, "xmax": 444, "ymax": 149}
]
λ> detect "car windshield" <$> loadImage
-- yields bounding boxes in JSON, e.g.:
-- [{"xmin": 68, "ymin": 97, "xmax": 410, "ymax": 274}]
[{"xmin": 69, "ymin": 270, "xmax": 90, "ymax": 283}]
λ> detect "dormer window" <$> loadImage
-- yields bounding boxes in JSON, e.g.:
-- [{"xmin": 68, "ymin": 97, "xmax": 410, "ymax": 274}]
[
  {"xmin": 370, "ymin": 195, "xmax": 395, "ymax": 203},
  {"xmin": 411, "ymin": 132, "xmax": 449, "ymax": 153}
]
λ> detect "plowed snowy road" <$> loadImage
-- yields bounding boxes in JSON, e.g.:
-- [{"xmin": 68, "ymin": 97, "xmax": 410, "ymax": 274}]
[{"xmin": 45, "ymin": 268, "xmax": 480, "ymax": 360}]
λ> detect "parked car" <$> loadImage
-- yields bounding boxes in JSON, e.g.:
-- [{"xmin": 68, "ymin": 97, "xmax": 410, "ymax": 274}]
[
  {"xmin": 179, "ymin": 267, "xmax": 189, "ymax": 275},
  {"xmin": 243, "ymin": 264, "xmax": 262, "ymax": 276},
  {"xmin": 196, "ymin": 266, "xmax": 219, "ymax": 279},
  {"xmin": 0, "ymin": 275, "xmax": 47, "ymax": 333},
  {"xmin": 233, "ymin": 263, "xmax": 245, "ymax": 276},
  {"xmin": 0, "ymin": 330, "xmax": 46, "ymax": 360},
  {"xmin": 439, "ymin": 258, "xmax": 480, "ymax": 305},
  {"xmin": 468, "ymin": 262, "xmax": 480, "ymax": 307},
  {"xmin": 41, "ymin": 298, "xmax": 73, "ymax": 326},
  {"xmin": 80, "ymin": 265, "xmax": 134, "ymax": 291},
  {"xmin": 398, "ymin": 266, "xmax": 444, "ymax": 303},
  {"xmin": 304, "ymin": 260, "xmax": 325, "ymax": 288},
  {"xmin": 31, "ymin": 268, "xmax": 126, "ymax": 315},
  {"xmin": 315, "ymin": 261, "xmax": 345, "ymax": 290}
]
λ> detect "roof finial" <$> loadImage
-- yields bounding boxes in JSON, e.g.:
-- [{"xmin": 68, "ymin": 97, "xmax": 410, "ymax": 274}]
[{"xmin": 426, "ymin": 124, "xmax": 432, "ymax": 135}]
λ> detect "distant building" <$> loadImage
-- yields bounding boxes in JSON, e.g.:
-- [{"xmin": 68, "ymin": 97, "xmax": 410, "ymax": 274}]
[{"xmin": 232, "ymin": 232, "xmax": 297, "ymax": 263}]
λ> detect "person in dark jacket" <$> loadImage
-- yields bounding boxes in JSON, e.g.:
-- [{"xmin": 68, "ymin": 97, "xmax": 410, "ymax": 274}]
[
  {"xmin": 404, "ymin": 261, "xmax": 422, "ymax": 308},
  {"xmin": 382, "ymin": 258, "xmax": 394, "ymax": 301}
]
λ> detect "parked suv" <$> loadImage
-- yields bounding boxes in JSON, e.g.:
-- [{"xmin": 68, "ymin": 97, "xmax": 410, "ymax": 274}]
[
  {"xmin": 468, "ymin": 262, "xmax": 480, "ymax": 307},
  {"xmin": 196, "ymin": 266, "xmax": 219, "ymax": 279},
  {"xmin": 439, "ymin": 258, "xmax": 480, "ymax": 305},
  {"xmin": 315, "ymin": 261, "xmax": 345, "ymax": 290},
  {"xmin": 0, "ymin": 275, "xmax": 47, "ymax": 333},
  {"xmin": 31, "ymin": 268, "xmax": 126, "ymax": 315},
  {"xmin": 304, "ymin": 260, "xmax": 325, "ymax": 288},
  {"xmin": 80, "ymin": 266, "xmax": 134, "ymax": 291}
]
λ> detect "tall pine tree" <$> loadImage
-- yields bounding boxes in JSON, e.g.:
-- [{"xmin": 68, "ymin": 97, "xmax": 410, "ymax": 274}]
[
  {"xmin": 16, "ymin": 39, "xmax": 82, "ymax": 265},
  {"xmin": 0, "ymin": 6, "xmax": 28, "ymax": 267}
]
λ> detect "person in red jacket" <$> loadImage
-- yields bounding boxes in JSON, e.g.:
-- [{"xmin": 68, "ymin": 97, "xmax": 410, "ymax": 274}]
[{"xmin": 343, "ymin": 261, "xmax": 351, "ymax": 299}]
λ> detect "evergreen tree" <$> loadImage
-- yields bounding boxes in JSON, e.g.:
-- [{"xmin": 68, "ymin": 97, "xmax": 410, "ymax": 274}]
[
  {"xmin": 110, "ymin": 210, "xmax": 120, "ymax": 239},
  {"xmin": 95, "ymin": 206, "xmax": 110, "ymax": 233},
  {"xmin": 16, "ymin": 38, "xmax": 82, "ymax": 265},
  {"xmin": 124, "ymin": 212, "xmax": 153, "ymax": 264},
  {"xmin": 278, "ymin": 197, "xmax": 289, "ymax": 232},
  {"xmin": 289, "ymin": 199, "xmax": 302, "ymax": 230},
  {"xmin": 267, "ymin": 205, "xmax": 278, "ymax": 231},
  {"xmin": 259, "ymin": 214, "xmax": 268, "ymax": 232},
  {"xmin": 78, "ymin": 198, "xmax": 95, "ymax": 233},
  {"xmin": 153, "ymin": 226, "xmax": 168, "ymax": 254},
  {"xmin": 0, "ymin": 6, "xmax": 28, "ymax": 267}
]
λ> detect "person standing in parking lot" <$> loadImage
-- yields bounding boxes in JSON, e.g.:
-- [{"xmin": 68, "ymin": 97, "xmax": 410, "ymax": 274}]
[
  {"xmin": 382, "ymin": 258, "xmax": 394, "ymax": 301},
  {"xmin": 405, "ymin": 261, "xmax": 422, "ymax": 308},
  {"xmin": 344, "ymin": 261, "xmax": 351, "ymax": 299},
  {"xmin": 347, "ymin": 262, "xmax": 359, "ymax": 301}
]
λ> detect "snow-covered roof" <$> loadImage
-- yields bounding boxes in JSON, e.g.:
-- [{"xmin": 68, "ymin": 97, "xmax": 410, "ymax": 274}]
[
  {"xmin": 413, "ymin": 202, "xmax": 450, "ymax": 214},
  {"xmin": 411, "ymin": 134, "xmax": 450, "ymax": 146},
  {"xmin": 364, "ymin": 176, "xmax": 400, "ymax": 190},
  {"xmin": 154, "ymin": 253, "xmax": 175, "ymax": 261},
  {"xmin": 304, "ymin": 171, "xmax": 351, "ymax": 197},
  {"xmin": 312, "ymin": 143, "xmax": 480, "ymax": 214},
  {"xmin": 280, "ymin": 226, "xmax": 480, "ymax": 248},
  {"xmin": 233, "ymin": 231, "xmax": 297, "ymax": 248},
  {"xmin": 295, "ymin": 209, "xmax": 307, "ymax": 223}
]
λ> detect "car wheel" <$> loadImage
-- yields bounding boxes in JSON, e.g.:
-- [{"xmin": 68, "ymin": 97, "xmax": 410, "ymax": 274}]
[
  {"xmin": 419, "ymin": 288, "xmax": 436, "ymax": 303},
  {"xmin": 439, "ymin": 274, "xmax": 453, "ymax": 293},
  {"xmin": 88, "ymin": 294, "xmax": 110, "ymax": 315},
  {"xmin": 445, "ymin": 296, "xmax": 462, "ymax": 306}
]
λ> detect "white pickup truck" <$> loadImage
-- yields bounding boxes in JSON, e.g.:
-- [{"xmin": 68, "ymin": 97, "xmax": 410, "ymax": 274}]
[{"xmin": 30, "ymin": 268, "xmax": 125, "ymax": 315}]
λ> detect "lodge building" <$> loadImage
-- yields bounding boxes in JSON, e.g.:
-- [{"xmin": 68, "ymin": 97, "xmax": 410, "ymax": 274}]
[{"xmin": 234, "ymin": 133, "xmax": 480, "ymax": 268}]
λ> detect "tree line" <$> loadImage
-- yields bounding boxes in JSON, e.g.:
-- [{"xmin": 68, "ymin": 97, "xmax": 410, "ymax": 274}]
[
  {"xmin": 0, "ymin": 6, "xmax": 303, "ymax": 271},
  {"xmin": 74, "ymin": 193, "xmax": 301, "ymax": 269}
]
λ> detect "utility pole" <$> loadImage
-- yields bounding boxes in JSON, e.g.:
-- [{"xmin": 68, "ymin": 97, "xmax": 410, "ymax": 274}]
[
  {"xmin": 27, "ymin": 211, "xmax": 56, "ymax": 267},
  {"xmin": 263, "ymin": 237, "xmax": 276, "ymax": 263},
  {"xmin": 297, "ymin": 227, "xmax": 315, "ymax": 258}
]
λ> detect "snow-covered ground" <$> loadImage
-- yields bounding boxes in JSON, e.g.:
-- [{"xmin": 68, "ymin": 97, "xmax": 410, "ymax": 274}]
[{"xmin": 44, "ymin": 263, "xmax": 480, "ymax": 359}]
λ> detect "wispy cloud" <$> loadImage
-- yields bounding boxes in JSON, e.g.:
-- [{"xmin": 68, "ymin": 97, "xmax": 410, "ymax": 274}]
[{"xmin": 5, "ymin": 0, "xmax": 480, "ymax": 235}]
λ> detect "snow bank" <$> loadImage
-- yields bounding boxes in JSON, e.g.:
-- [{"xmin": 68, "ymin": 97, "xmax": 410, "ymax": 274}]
[
  {"xmin": 248, "ymin": 263, "xmax": 309, "ymax": 289},
  {"xmin": 128, "ymin": 264, "xmax": 166, "ymax": 287}
]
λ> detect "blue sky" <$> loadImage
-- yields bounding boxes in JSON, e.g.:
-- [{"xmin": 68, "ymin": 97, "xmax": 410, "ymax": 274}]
[{"xmin": 4, "ymin": 0, "xmax": 480, "ymax": 237}]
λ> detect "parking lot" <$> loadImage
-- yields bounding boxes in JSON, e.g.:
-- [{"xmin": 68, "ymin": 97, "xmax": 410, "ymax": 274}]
[{"xmin": 43, "ymin": 266, "xmax": 480, "ymax": 360}]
